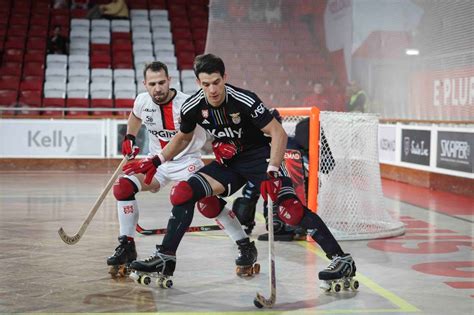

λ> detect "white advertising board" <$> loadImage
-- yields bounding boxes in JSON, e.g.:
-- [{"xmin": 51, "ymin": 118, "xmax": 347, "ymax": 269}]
[
  {"xmin": 0, "ymin": 119, "xmax": 106, "ymax": 158},
  {"xmin": 378, "ymin": 124, "xmax": 396, "ymax": 163}
]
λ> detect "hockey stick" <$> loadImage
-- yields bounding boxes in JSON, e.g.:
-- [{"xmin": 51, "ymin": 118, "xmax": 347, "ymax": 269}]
[
  {"xmin": 58, "ymin": 157, "xmax": 128, "ymax": 245},
  {"xmin": 136, "ymin": 223, "xmax": 221, "ymax": 235},
  {"xmin": 254, "ymin": 199, "xmax": 276, "ymax": 308}
]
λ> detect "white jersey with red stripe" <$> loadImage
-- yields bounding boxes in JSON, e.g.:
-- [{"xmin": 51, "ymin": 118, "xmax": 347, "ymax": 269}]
[{"xmin": 132, "ymin": 89, "xmax": 207, "ymax": 161}]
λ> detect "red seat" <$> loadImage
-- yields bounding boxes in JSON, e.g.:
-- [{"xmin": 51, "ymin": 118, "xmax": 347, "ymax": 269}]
[
  {"xmin": 7, "ymin": 27, "xmax": 28, "ymax": 37},
  {"xmin": 128, "ymin": 0, "xmax": 148, "ymax": 9},
  {"xmin": 115, "ymin": 98, "xmax": 134, "ymax": 108},
  {"xmin": 112, "ymin": 33, "xmax": 131, "ymax": 41},
  {"xmin": 174, "ymin": 39, "xmax": 195, "ymax": 52},
  {"xmin": 3, "ymin": 49, "xmax": 24, "ymax": 63},
  {"xmin": 24, "ymin": 52, "xmax": 45, "ymax": 63},
  {"xmin": 177, "ymin": 51, "xmax": 195, "ymax": 70},
  {"xmin": 91, "ymin": 43, "xmax": 110, "ymax": 53},
  {"xmin": 0, "ymin": 89, "xmax": 18, "ymax": 105},
  {"xmin": 194, "ymin": 39, "xmax": 206, "ymax": 54},
  {"xmin": 112, "ymin": 42, "xmax": 132, "ymax": 52},
  {"xmin": 0, "ymin": 77, "xmax": 20, "ymax": 90},
  {"xmin": 9, "ymin": 15, "xmax": 29, "ymax": 26},
  {"xmin": 27, "ymin": 38, "xmax": 47, "ymax": 51},
  {"xmin": 91, "ymin": 55, "xmax": 111, "ymax": 68},
  {"xmin": 23, "ymin": 62, "xmax": 45, "ymax": 77},
  {"xmin": 28, "ymin": 26, "xmax": 48, "ymax": 38},
  {"xmin": 66, "ymin": 98, "xmax": 90, "ymax": 117},
  {"xmin": 172, "ymin": 28, "xmax": 192, "ymax": 41},
  {"xmin": 148, "ymin": 0, "xmax": 166, "ymax": 9},
  {"xmin": 30, "ymin": 16, "xmax": 49, "ymax": 27},
  {"xmin": 5, "ymin": 38, "xmax": 25, "ymax": 50},
  {"xmin": 0, "ymin": 66, "xmax": 21, "ymax": 77},
  {"xmin": 91, "ymin": 98, "xmax": 114, "ymax": 116},
  {"xmin": 20, "ymin": 79, "xmax": 43, "ymax": 91},
  {"xmin": 71, "ymin": 9, "xmax": 88, "ymax": 18},
  {"xmin": 19, "ymin": 90, "xmax": 42, "ymax": 107}
]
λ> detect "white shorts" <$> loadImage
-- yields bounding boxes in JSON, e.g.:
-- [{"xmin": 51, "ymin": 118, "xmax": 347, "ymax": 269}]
[{"xmin": 154, "ymin": 154, "xmax": 204, "ymax": 188}]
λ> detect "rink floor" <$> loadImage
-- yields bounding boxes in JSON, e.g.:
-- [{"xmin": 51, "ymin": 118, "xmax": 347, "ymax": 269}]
[{"xmin": 0, "ymin": 168, "xmax": 472, "ymax": 314}]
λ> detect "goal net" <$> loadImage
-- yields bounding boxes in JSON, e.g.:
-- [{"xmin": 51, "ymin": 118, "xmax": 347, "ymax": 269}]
[{"xmin": 278, "ymin": 107, "xmax": 405, "ymax": 241}]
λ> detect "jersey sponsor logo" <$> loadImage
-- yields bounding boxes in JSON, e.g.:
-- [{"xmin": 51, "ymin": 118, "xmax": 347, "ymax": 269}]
[
  {"xmin": 229, "ymin": 112, "xmax": 241, "ymax": 124},
  {"xmin": 148, "ymin": 129, "xmax": 178, "ymax": 140},
  {"xmin": 202, "ymin": 109, "xmax": 209, "ymax": 118},
  {"xmin": 144, "ymin": 108, "xmax": 157, "ymax": 112},
  {"xmin": 202, "ymin": 119, "xmax": 210, "ymax": 124},
  {"xmin": 145, "ymin": 116, "xmax": 153, "ymax": 123},
  {"xmin": 208, "ymin": 127, "xmax": 243, "ymax": 139},
  {"xmin": 251, "ymin": 103, "xmax": 265, "ymax": 118}
]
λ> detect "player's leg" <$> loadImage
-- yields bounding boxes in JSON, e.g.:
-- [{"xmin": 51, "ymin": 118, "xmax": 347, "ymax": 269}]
[
  {"xmin": 130, "ymin": 171, "xmax": 217, "ymax": 276},
  {"xmin": 232, "ymin": 181, "xmax": 259, "ymax": 234},
  {"xmin": 108, "ymin": 172, "xmax": 162, "ymax": 275},
  {"xmin": 197, "ymin": 195, "xmax": 258, "ymax": 276},
  {"xmin": 270, "ymin": 176, "xmax": 357, "ymax": 284}
]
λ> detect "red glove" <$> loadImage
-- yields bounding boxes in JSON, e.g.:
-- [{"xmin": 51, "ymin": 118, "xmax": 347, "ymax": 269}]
[
  {"xmin": 122, "ymin": 134, "xmax": 140, "ymax": 160},
  {"xmin": 260, "ymin": 169, "xmax": 281, "ymax": 202},
  {"xmin": 123, "ymin": 155, "xmax": 163, "ymax": 185},
  {"xmin": 212, "ymin": 140, "xmax": 237, "ymax": 165}
]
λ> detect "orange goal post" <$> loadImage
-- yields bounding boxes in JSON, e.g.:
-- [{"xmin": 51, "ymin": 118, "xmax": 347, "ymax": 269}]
[{"xmin": 276, "ymin": 107, "xmax": 405, "ymax": 241}]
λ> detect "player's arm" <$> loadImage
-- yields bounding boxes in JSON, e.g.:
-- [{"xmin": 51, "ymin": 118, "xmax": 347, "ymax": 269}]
[
  {"xmin": 122, "ymin": 112, "xmax": 142, "ymax": 159},
  {"xmin": 160, "ymin": 130, "xmax": 194, "ymax": 162},
  {"xmin": 261, "ymin": 118, "xmax": 288, "ymax": 171}
]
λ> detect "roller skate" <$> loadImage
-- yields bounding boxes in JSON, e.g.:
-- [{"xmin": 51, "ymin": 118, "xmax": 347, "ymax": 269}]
[
  {"xmin": 129, "ymin": 245, "xmax": 175, "ymax": 289},
  {"xmin": 235, "ymin": 238, "xmax": 260, "ymax": 277},
  {"xmin": 319, "ymin": 253, "xmax": 359, "ymax": 293},
  {"xmin": 107, "ymin": 235, "xmax": 137, "ymax": 278}
]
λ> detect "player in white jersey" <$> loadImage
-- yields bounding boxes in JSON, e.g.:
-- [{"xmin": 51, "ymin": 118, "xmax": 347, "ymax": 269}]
[{"xmin": 107, "ymin": 62, "xmax": 250, "ymax": 277}]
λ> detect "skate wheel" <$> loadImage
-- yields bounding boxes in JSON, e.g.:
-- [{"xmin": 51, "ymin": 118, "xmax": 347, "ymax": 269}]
[
  {"xmin": 332, "ymin": 282, "xmax": 341, "ymax": 293},
  {"xmin": 129, "ymin": 271, "xmax": 139, "ymax": 282},
  {"xmin": 252, "ymin": 263, "xmax": 260, "ymax": 274},
  {"xmin": 109, "ymin": 266, "xmax": 118, "ymax": 278},
  {"xmin": 343, "ymin": 279, "xmax": 351, "ymax": 290},
  {"xmin": 117, "ymin": 265, "xmax": 127, "ymax": 277},
  {"xmin": 350, "ymin": 279, "xmax": 359, "ymax": 291},
  {"xmin": 253, "ymin": 298, "xmax": 263, "ymax": 308},
  {"xmin": 163, "ymin": 279, "xmax": 173, "ymax": 288},
  {"xmin": 140, "ymin": 275, "xmax": 151, "ymax": 285}
]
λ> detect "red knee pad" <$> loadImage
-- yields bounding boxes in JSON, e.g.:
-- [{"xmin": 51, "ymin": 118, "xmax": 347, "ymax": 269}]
[
  {"xmin": 113, "ymin": 177, "xmax": 136, "ymax": 201},
  {"xmin": 278, "ymin": 198, "xmax": 304, "ymax": 226},
  {"xmin": 170, "ymin": 181, "xmax": 194, "ymax": 206},
  {"xmin": 197, "ymin": 196, "xmax": 223, "ymax": 218}
]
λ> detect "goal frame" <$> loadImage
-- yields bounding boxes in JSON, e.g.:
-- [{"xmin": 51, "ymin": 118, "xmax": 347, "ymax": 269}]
[{"xmin": 276, "ymin": 107, "xmax": 320, "ymax": 212}]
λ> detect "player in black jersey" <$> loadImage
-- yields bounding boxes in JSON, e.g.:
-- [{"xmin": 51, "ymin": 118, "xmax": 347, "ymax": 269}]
[{"xmin": 126, "ymin": 54, "xmax": 357, "ymax": 286}]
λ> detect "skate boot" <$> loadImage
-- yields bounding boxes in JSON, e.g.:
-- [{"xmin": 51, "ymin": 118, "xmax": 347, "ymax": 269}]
[
  {"xmin": 129, "ymin": 245, "xmax": 175, "ymax": 288},
  {"xmin": 319, "ymin": 253, "xmax": 359, "ymax": 292},
  {"xmin": 233, "ymin": 196, "xmax": 257, "ymax": 235},
  {"xmin": 107, "ymin": 235, "xmax": 137, "ymax": 278},
  {"xmin": 235, "ymin": 238, "xmax": 260, "ymax": 277}
]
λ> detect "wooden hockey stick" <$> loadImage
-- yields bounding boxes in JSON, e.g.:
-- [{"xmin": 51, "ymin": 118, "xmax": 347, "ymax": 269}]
[
  {"xmin": 136, "ymin": 223, "xmax": 221, "ymax": 235},
  {"xmin": 58, "ymin": 157, "xmax": 128, "ymax": 245},
  {"xmin": 254, "ymin": 199, "xmax": 276, "ymax": 308}
]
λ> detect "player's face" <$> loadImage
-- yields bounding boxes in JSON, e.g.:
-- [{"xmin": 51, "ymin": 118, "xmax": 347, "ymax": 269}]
[
  {"xmin": 143, "ymin": 69, "xmax": 171, "ymax": 104},
  {"xmin": 197, "ymin": 72, "xmax": 227, "ymax": 107}
]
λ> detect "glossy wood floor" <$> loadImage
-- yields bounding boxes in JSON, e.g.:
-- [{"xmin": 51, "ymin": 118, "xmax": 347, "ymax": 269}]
[{"xmin": 0, "ymin": 169, "xmax": 472, "ymax": 314}]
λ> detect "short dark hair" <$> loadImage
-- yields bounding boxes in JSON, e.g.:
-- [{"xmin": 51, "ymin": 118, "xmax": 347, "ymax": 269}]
[
  {"xmin": 143, "ymin": 61, "xmax": 169, "ymax": 80},
  {"xmin": 193, "ymin": 53, "xmax": 225, "ymax": 78}
]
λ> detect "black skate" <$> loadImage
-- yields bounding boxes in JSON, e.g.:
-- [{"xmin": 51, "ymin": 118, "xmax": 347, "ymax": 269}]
[
  {"xmin": 129, "ymin": 245, "xmax": 175, "ymax": 288},
  {"xmin": 319, "ymin": 254, "xmax": 359, "ymax": 292},
  {"xmin": 235, "ymin": 238, "xmax": 260, "ymax": 277},
  {"xmin": 107, "ymin": 235, "xmax": 137, "ymax": 278}
]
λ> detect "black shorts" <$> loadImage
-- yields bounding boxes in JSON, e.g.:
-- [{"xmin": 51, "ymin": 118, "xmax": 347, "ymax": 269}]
[{"xmin": 199, "ymin": 146, "xmax": 270, "ymax": 197}]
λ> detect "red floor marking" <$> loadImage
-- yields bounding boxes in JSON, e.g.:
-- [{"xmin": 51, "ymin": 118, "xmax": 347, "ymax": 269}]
[
  {"xmin": 445, "ymin": 281, "xmax": 474, "ymax": 289},
  {"xmin": 401, "ymin": 220, "xmax": 434, "ymax": 229},
  {"xmin": 413, "ymin": 261, "xmax": 474, "ymax": 277},
  {"xmin": 382, "ymin": 179, "xmax": 474, "ymax": 216},
  {"xmin": 405, "ymin": 229, "xmax": 456, "ymax": 234}
]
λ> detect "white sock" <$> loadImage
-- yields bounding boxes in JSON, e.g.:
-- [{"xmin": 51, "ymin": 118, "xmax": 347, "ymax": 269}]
[
  {"xmin": 117, "ymin": 200, "xmax": 139, "ymax": 238},
  {"xmin": 215, "ymin": 207, "xmax": 247, "ymax": 242}
]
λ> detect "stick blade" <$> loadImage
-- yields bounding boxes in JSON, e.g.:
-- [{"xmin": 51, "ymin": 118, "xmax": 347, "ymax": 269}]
[
  {"xmin": 254, "ymin": 292, "xmax": 275, "ymax": 308},
  {"xmin": 58, "ymin": 227, "xmax": 81, "ymax": 245}
]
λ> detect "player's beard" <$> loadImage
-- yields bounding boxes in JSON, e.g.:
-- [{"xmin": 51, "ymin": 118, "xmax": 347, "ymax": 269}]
[{"xmin": 153, "ymin": 90, "xmax": 170, "ymax": 104}]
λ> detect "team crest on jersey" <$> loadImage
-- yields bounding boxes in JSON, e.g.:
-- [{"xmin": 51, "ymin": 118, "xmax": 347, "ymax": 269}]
[
  {"xmin": 229, "ymin": 112, "xmax": 241, "ymax": 124},
  {"xmin": 202, "ymin": 109, "xmax": 209, "ymax": 118}
]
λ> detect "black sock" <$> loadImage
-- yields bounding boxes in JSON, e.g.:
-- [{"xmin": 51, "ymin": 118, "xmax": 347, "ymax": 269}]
[
  {"xmin": 299, "ymin": 208, "xmax": 344, "ymax": 258},
  {"xmin": 161, "ymin": 202, "xmax": 195, "ymax": 254}
]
